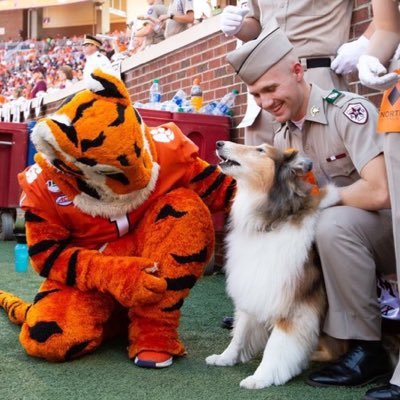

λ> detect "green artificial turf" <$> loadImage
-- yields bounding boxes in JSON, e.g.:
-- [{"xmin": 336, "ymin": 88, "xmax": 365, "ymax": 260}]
[{"xmin": 0, "ymin": 240, "xmax": 371, "ymax": 400}]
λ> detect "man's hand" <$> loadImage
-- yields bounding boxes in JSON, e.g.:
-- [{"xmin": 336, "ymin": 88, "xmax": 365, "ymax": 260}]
[
  {"xmin": 220, "ymin": 6, "xmax": 249, "ymax": 37},
  {"xmin": 331, "ymin": 36, "xmax": 369, "ymax": 75},
  {"xmin": 358, "ymin": 54, "xmax": 400, "ymax": 91}
]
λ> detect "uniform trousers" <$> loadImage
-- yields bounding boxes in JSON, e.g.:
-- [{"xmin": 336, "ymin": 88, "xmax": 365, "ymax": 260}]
[{"xmin": 315, "ymin": 206, "xmax": 395, "ymax": 341}]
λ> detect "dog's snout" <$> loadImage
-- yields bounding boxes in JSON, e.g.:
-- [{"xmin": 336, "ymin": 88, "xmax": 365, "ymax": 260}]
[{"xmin": 216, "ymin": 141, "xmax": 225, "ymax": 149}]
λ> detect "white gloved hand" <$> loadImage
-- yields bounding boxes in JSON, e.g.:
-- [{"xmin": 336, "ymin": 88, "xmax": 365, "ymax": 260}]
[
  {"xmin": 357, "ymin": 54, "xmax": 400, "ymax": 91},
  {"xmin": 331, "ymin": 35, "xmax": 369, "ymax": 75},
  {"xmin": 220, "ymin": 5, "xmax": 249, "ymax": 37}
]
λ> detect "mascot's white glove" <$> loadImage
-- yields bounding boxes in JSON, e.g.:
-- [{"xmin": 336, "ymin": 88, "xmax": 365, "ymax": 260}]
[
  {"xmin": 331, "ymin": 35, "xmax": 369, "ymax": 75},
  {"xmin": 357, "ymin": 54, "xmax": 400, "ymax": 91},
  {"xmin": 220, "ymin": 6, "xmax": 249, "ymax": 37}
]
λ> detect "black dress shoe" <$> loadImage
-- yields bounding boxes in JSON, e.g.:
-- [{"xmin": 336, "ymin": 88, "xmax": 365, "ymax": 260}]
[
  {"xmin": 221, "ymin": 316, "xmax": 234, "ymax": 330},
  {"xmin": 307, "ymin": 341, "xmax": 392, "ymax": 387},
  {"xmin": 364, "ymin": 384, "xmax": 400, "ymax": 400}
]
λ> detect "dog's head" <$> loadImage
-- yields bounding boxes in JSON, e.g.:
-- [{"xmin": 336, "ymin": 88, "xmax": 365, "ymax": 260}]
[{"xmin": 216, "ymin": 141, "xmax": 318, "ymax": 225}]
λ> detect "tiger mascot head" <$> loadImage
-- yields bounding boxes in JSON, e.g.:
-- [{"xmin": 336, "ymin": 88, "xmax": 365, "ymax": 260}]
[{"xmin": 31, "ymin": 69, "xmax": 160, "ymax": 218}]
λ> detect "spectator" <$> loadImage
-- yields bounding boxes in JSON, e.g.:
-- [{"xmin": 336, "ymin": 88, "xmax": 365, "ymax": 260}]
[
  {"xmin": 358, "ymin": 1, "xmax": 400, "ymax": 399},
  {"xmin": 82, "ymin": 34, "xmax": 119, "ymax": 82},
  {"xmin": 158, "ymin": 0, "xmax": 194, "ymax": 39},
  {"xmin": 58, "ymin": 65, "xmax": 76, "ymax": 89},
  {"xmin": 135, "ymin": 0, "xmax": 167, "ymax": 48},
  {"xmin": 29, "ymin": 66, "xmax": 47, "ymax": 99},
  {"xmin": 226, "ymin": 24, "xmax": 395, "ymax": 388}
]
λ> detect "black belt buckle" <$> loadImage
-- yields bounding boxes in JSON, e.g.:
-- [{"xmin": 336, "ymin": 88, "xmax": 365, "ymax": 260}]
[{"xmin": 306, "ymin": 57, "xmax": 331, "ymax": 69}]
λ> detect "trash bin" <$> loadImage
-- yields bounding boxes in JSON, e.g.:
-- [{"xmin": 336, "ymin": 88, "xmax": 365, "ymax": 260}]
[
  {"xmin": 27, "ymin": 120, "xmax": 37, "ymax": 166},
  {"xmin": 0, "ymin": 122, "xmax": 28, "ymax": 240}
]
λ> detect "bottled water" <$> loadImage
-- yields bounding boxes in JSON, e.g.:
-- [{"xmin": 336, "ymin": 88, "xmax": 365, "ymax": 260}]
[
  {"xmin": 212, "ymin": 89, "xmax": 239, "ymax": 116},
  {"xmin": 14, "ymin": 234, "xmax": 29, "ymax": 273},
  {"xmin": 171, "ymin": 89, "xmax": 187, "ymax": 107},
  {"xmin": 149, "ymin": 79, "xmax": 161, "ymax": 104},
  {"xmin": 190, "ymin": 78, "xmax": 203, "ymax": 112},
  {"xmin": 199, "ymin": 101, "xmax": 218, "ymax": 115}
]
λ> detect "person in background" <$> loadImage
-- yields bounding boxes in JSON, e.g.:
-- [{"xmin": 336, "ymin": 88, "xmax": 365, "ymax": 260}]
[
  {"xmin": 29, "ymin": 66, "xmax": 47, "ymax": 99},
  {"xmin": 58, "ymin": 65, "xmax": 76, "ymax": 89},
  {"xmin": 226, "ymin": 24, "xmax": 395, "ymax": 389},
  {"xmin": 82, "ymin": 34, "xmax": 118, "ymax": 81},
  {"xmin": 135, "ymin": 0, "xmax": 167, "ymax": 49},
  {"xmin": 158, "ymin": 0, "xmax": 194, "ymax": 39},
  {"xmin": 358, "ymin": 1, "xmax": 400, "ymax": 399},
  {"xmin": 220, "ymin": 0, "xmax": 372, "ymax": 146}
]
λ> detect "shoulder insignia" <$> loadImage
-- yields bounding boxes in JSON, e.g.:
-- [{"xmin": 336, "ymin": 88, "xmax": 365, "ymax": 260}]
[
  {"xmin": 343, "ymin": 102, "xmax": 369, "ymax": 124},
  {"xmin": 324, "ymin": 89, "xmax": 343, "ymax": 104}
]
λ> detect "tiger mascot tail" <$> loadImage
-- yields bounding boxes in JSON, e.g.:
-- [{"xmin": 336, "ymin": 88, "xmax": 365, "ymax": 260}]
[{"xmin": 0, "ymin": 69, "xmax": 235, "ymax": 366}]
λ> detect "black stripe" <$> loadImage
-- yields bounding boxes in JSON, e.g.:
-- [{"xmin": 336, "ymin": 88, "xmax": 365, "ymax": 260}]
[
  {"xmin": 65, "ymin": 340, "xmax": 90, "ymax": 361},
  {"xmin": 66, "ymin": 250, "xmax": 79, "ymax": 286},
  {"xmin": 29, "ymin": 321, "xmax": 63, "ymax": 343},
  {"xmin": 24, "ymin": 304, "xmax": 32, "ymax": 319},
  {"xmin": 110, "ymin": 103, "xmax": 126, "ymax": 127},
  {"xmin": 190, "ymin": 165, "xmax": 218, "ymax": 183},
  {"xmin": 171, "ymin": 246, "xmax": 208, "ymax": 264},
  {"xmin": 76, "ymin": 178, "xmax": 101, "ymax": 199},
  {"xmin": 225, "ymin": 179, "xmax": 236, "ymax": 205},
  {"xmin": 4, "ymin": 300, "xmax": 19, "ymax": 314},
  {"xmin": 33, "ymin": 289, "xmax": 60, "ymax": 304},
  {"xmin": 71, "ymin": 99, "xmax": 96, "ymax": 124},
  {"xmin": 40, "ymin": 240, "xmax": 70, "ymax": 278},
  {"xmin": 28, "ymin": 239, "xmax": 58, "ymax": 257},
  {"xmin": 134, "ymin": 108, "xmax": 142, "ymax": 124},
  {"xmin": 10, "ymin": 303, "xmax": 17, "ymax": 321},
  {"xmin": 52, "ymin": 120, "xmax": 78, "ymax": 147},
  {"xmin": 156, "ymin": 204, "xmax": 188, "ymax": 222},
  {"xmin": 105, "ymin": 173, "xmax": 129, "ymax": 185},
  {"xmin": 117, "ymin": 154, "xmax": 129, "ymax": 166},
  {"xmin": 166, "ymin": 275, "xmax": 197, "ymax": 291},
  {"xmin": 25, "ymin": 211, "xmax": 45, "ymax": 223},
  {"xmin": 81, "ymin": 131, "xmax": 105, "ymax": 152},
  {"xmin": 52, "ymin": 159, "xmax": 83, "ymax": 176},
  {"xmin": 134, "ymin": 143, "xmax": 141, "ymax": 158},
  {"xmin": 91, "ymin": 73, "xmax": 125, "ymax": 99},
  {"xmin": 76, "ymin": 157, "xmax": 97, "ymax": 166},
  {"xmin": 201, "ymin": 174, "xmax": 226, "ymax": 199},
  {"xmin": 162, "ymin": 299, "xmax": 184, "ymax": 312}
]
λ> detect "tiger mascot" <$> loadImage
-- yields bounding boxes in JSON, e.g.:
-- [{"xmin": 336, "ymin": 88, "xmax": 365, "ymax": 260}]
[{"xmin": 0, "ymin": 69, "xmax": 235, "ymax": 368}]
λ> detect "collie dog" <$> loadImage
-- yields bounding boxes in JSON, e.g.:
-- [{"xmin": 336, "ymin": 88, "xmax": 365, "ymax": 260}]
[{"xmin": 206, "ymin": 141, "xmax": 340, "ymax": 389}]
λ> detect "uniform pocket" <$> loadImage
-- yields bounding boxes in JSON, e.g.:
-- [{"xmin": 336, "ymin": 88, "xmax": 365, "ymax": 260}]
[
  {"xmin": 321, "ymin": 154, "xmax": 358, "ymax": 187},
  {"xmin": 288, "ymin": 0, "xmax": 331, "ymax": 16}
]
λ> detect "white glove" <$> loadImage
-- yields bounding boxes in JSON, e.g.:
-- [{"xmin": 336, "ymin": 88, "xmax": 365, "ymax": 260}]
[
  {"xmin": 357, "ymin": 54, "xmax": 400, "ymax": 91},
  {"xmin": 220, "ymin": 6, "xmax": 249, "ymax": 37},
  {"xmin": 331, "ymin": 35, "xmax": 369, "ymax": 75}
]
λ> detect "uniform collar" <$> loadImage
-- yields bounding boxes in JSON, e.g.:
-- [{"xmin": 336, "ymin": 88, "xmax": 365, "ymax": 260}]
[{"xmin": 303, "ymin": 84, "xmax": 329, "ymax": 125}]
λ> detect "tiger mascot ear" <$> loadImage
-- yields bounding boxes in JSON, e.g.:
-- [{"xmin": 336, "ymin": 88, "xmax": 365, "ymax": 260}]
[{"xmin": 31, "ymin": 69, "xmax": 160, "ymax": 218}]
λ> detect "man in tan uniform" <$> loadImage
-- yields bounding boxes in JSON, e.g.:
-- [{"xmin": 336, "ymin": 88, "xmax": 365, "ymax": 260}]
[
  {"xmin": 220, "ymin": 0, "xmax": 371, "ymax": 145},
  {"xmin": 158, "ymin": 0, "xmax": 194, "ymax": 39},
  {"xmin": 226, "ymin": 25, "xmax": 395, "ymax": 387}
]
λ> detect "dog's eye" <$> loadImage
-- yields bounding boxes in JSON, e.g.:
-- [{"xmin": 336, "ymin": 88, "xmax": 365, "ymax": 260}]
[{"xmin": 256, "ymin": 148, "xmax": 265, "ymax": 153}]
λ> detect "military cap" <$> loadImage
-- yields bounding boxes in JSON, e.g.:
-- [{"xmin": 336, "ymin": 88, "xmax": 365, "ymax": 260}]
[
  {"xmin": 226, "ymin": 24, "xmax": 294, "ymax": 85},
  {"xmin": 83, "ymin": 34, "xmax": 102, "ymax": 47}
]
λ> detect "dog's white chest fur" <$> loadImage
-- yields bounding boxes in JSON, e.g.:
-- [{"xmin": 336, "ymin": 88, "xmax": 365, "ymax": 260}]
[{"xmin": 225, "ymin": 191, "xmax": 318, "ymax": 323}]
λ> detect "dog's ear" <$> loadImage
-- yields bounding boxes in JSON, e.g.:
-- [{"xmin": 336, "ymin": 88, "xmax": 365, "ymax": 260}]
[
  {"xmin": 283, "ymin": 148, "xmax": 313, "ymax": 177},
  {"xmin": 283, "ymin": 148, "xmax": 298, "ymax": 163}
]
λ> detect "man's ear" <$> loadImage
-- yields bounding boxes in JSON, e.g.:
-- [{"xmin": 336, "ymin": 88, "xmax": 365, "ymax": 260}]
[{"xmin": 292, "ymin": 62, "xmax": 303, "ymax": 81}]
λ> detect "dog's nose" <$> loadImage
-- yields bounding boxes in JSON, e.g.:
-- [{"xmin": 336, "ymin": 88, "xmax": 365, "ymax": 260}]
[{"xmin": 216, "ymin": 141, "xmax": 225, "ymax": 149}]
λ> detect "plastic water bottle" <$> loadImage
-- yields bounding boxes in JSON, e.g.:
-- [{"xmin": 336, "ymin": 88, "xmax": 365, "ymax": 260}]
[
  {"xmin": 190, "ymin": 78, "xmax": 203, "ymax": 112},
  {"xmin": 212, "ymin": 89, "xmax": 239, "ymax": 116},
  {"xmin": 199, "ymin": 100, "xmax": 218, "ymax": 115},
  {"xmin": 171, "ymin": 89, "xmax": 187, "ymax": 107},
  {"xmin": 149, "ymin": 79, "xmax": 161, "ymax": 104},
  {"xmin": 14, "ymin": 234, "xmax": 29, "ymax": 273}
]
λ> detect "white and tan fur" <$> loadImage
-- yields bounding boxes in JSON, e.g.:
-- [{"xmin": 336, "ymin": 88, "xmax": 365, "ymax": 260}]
[{"xmin": 206, "ymin": 141, "xmax": 340, "ymax": 389}]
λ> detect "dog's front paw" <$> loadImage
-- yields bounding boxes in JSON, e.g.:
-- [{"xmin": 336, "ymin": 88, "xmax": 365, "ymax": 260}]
[
  {"xmin": 240, "ymin": 375, "xmax": 271, "ymax": 390},
  {"xmin": 205, "ymin": 354, "xmax": 236, "ymax": 366}
]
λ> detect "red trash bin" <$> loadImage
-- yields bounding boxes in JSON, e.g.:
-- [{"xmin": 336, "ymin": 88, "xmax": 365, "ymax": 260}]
[{"xmin": 0, "ymin": 122, "xmax": 28, "ymax": 240}]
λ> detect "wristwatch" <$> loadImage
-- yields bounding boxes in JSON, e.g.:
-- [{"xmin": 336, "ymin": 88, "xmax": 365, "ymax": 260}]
[{"xmin": 169, "ymin": 14, "xmax": 174, "ymax": 20}]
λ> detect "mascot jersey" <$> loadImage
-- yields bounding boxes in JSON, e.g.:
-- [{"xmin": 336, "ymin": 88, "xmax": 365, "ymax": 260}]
[{"xmin": 0, "ymin": 69, "xmax": 235, "ymax": 363}]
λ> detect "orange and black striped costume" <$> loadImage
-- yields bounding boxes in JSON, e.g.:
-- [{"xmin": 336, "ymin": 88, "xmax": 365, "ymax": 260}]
[{"xmin": 0, "ymin": 69, "xmax": 235, "ymax": 362}]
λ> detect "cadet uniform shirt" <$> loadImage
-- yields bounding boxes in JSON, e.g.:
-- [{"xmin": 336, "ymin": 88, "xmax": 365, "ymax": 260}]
[
  {"xmin": 145, "ymin": 4, "xmax": 168, "ymax": 46},
  {"xmin": 164, "ymin": 0, "xmax": 194, "ymax": 38},
  {"xmin": 83, "ymin": 51, "xmax": 118, "ymax": 81},
  {"xmin": 274, "ymin": 84, "xmax": 384, "ymax": 187},
  {"xmin": 247, "ymin": 0, "xmax": 353, "ymax": 58}
]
